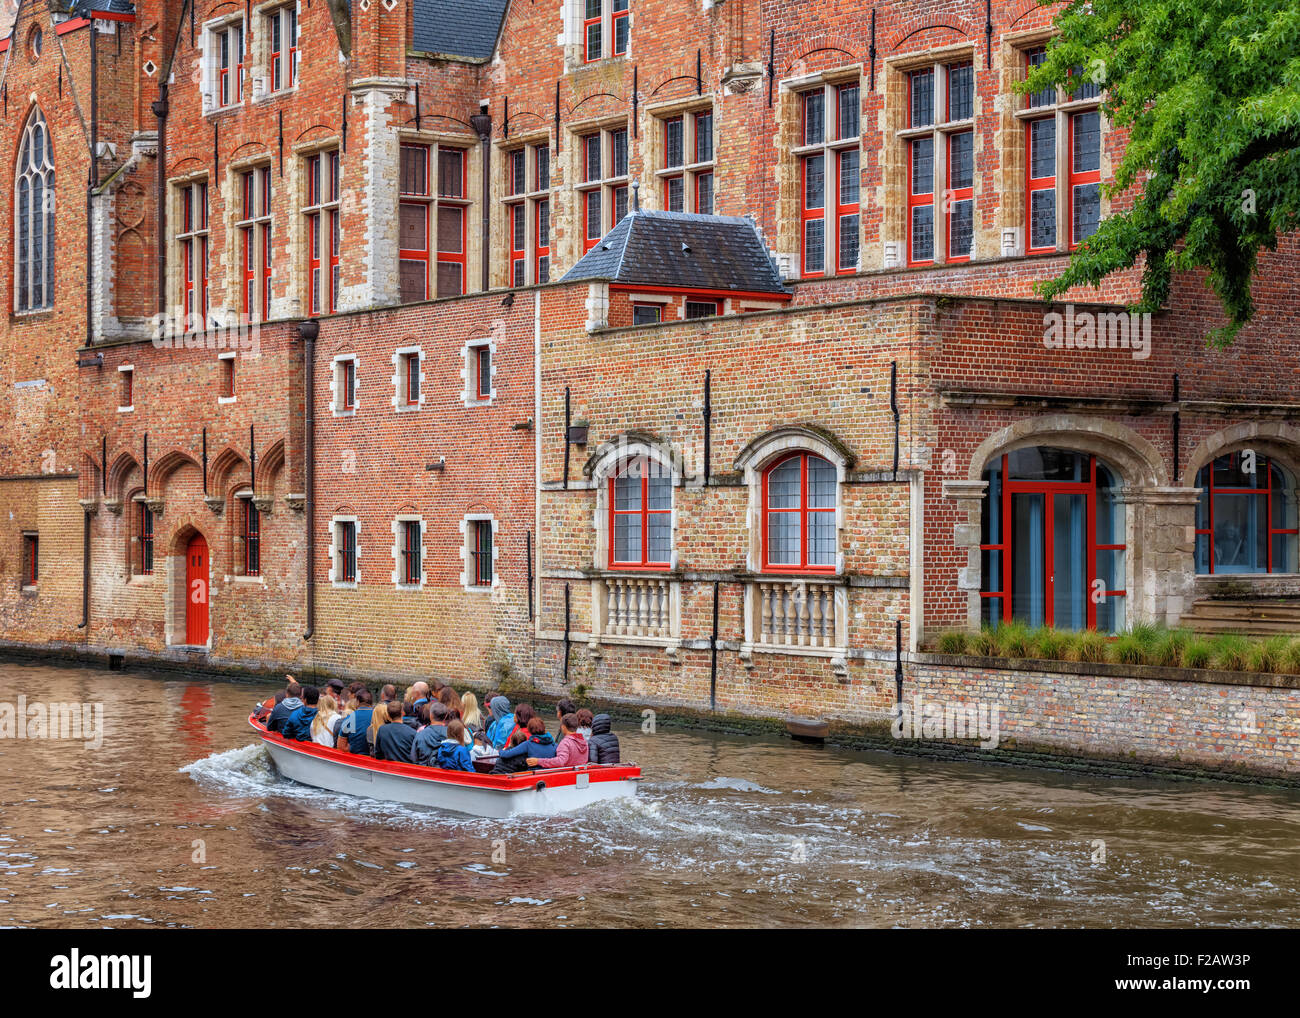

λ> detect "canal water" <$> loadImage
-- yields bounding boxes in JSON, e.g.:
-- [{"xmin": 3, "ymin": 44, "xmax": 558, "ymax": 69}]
[{"xmin": 1, "ymin": 659, "xmax": 1297, "ymax": 928}]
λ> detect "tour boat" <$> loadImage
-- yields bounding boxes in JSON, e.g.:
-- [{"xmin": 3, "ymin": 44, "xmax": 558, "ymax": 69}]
[{"xmin": 249, "ymin": 714, "xmax": 641, "ymax": 818}]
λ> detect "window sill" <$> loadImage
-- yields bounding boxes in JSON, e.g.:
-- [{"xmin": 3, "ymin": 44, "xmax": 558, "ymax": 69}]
[
  {"xmin": 748, "ymin": 642, "xmax": 847, "ymax": 659},
  {"xmin": 128, "ymin": 574, "xmax": 154, "ymax": 584},
  {"xmin": 395, "ymin": 403, "xmax": 423, "ymax": 413},
  {"xmin": 331, "ymin": 581, "xmax": 359, "ymax": 590},
  {"xmin": 11, "ymin": 308, "xmax": 54, "ymax": 321},
  {"xmin": 231, "ymin": 575, "xmax": 265, "ymax": 584},
  {"xmin": 464, "ymin": 583, "xmax": 495, "ymax": 593},
  {"xmin": 118, "ymin": 405, "xmax": 134, "ymax": 413},
  {"xmin": 218, "ymin": 395, "xmax": 237, "ymax": 405},
  {"xmin": 332, "ymin": 407, "xmax": 356, "ymax": 418},
  {"xmin": 395, "ymin": 582, "xmax": 424, "ymax": 592},
  {"xmin": 20, "ymin": 585, "xmax": 38, "ymax": 596}
]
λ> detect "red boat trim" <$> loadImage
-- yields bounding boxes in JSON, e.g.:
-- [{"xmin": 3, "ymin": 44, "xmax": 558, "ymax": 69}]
[{"xmin": 250, "ymin": 714, "xmax": 640, "ymax": 791}]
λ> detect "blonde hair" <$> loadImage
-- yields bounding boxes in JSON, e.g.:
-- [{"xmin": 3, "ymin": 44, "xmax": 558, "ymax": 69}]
[
  {"xmin": 312, "ymin": 695, "xmax": 338, "ymax": 739},
  {"xmin": 367, "ymin": 700, "xmax": 391, "ymax": 744},
  {"xmin": 461, "ymin": 693, "xmax": 482, "ymax": 730}
]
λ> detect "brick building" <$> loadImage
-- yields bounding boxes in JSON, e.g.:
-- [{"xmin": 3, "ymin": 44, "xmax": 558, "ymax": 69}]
[{"xmin": 1, "ymin": 0, "xmax": 1297, "ymax": 725}]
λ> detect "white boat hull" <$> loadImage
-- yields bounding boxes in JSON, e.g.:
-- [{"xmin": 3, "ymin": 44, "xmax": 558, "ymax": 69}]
[{"xmin": 256, "ymin": 720, "xmax": 638, "ymax": 819}]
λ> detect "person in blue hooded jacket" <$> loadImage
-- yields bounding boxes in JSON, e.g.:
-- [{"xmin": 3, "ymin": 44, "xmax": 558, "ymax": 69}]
[
  {"xmin": 491, "ymin": 717, "xmax": 556, "ymax": 774},
  {"xmin": 282, "ymin": 686, "xmax": 320, "ymax": 742},
  {"xmin": 486, "ymin": 695, "xmax": 514, "ymax": 749},
  {"xmin": 434, "ymin": 720, "xmax": 475, "ymax": 771}
]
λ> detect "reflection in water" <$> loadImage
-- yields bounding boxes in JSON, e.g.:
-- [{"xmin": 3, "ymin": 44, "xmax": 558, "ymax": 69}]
[{"xmin": 0, "ymin": 660, "xmax": 1298, "ymax": 928}]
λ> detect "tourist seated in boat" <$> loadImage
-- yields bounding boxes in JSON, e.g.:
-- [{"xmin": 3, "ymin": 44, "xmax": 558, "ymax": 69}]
[
  {"xmin": 587, "ymin": 714, "xmax": 620, "ymax": 764},
  {"xmin": 283, "ymin": 686, "xmax": 321, "ymax": 742},
  {"xmin": 267, "ymin": 681, "xmax": 304, "ymax": 733},
  {"xmin": 461, "ymin": 693, "xmax": 483, "ymax": 735},
  {"xmin": 469, "ymin": 728, "xmax": 497, "ymax": 765},
  {"xmin": 492, "ymin": 717, "xmax": 556, "ymax": 774},
  {"xmin": 434, "ymin": 720, "xmax": 475, "ymax": 771},
  {"xmin": 336, "ymin": 688, "xmax": 374, "ymax": 753},
  {"xmin": 374, "ymin": 701, "xmax": 416, "ymax": 761},
  {"xmin": 255, "ymin": 689, "xmax": 284, "ymax": 723},
  {"xmin": 380, "ymin": 684, "xmax": 398, "ymax": 704},
  {"xmin": 366, "ymin": 696, "xmax": 392, "ymax": 754},
  {"xmin": 311, "ymin": 695, "xmax": 340, "ymax": 747},
  {"xmin": 411, "ymin": 705, "xmax": 449, "ymax": 766},
  {"xmin": 528, "ymin": 713, "xmax": 588, "ymax": 769},
  {"xmin": 438, "ymin": 685, "xmax": 464, "ymax": 719},
  {"xmin": 486, "ymin": 696, "xmax": 514, "ymax": 748},
  {"xmin": 576, "ymin": 708, "xmax": 594, "ymax": 738},
  {"xmin": 553, "ymin": 698, "xmax": 577, "ymax": 740},
  {"xmin": 405, "ymin": 681, "xmax": 430, "ymax": 717}
]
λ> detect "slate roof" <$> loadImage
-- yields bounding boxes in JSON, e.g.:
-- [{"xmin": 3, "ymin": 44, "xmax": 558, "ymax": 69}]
[
  {"xmin": 67, "ymin": 0, "xmax": 136, "ymax": 16},
  {"xmin": 560, "ymin": 210, "xmax": 790, "ymax": 296},
  {"xmin": 412, "ymin": 0, "xmax": 508, "ymax": 60}
]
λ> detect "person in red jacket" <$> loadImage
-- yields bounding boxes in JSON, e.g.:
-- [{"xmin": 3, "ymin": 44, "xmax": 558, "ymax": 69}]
[{"xmin": 529, "ymin": 713, "xmax": 588, "ymax": 768}]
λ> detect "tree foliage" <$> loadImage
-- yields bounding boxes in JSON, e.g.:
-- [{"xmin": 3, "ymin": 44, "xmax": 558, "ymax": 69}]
[{"xmin": 1024, "ymin": 0, "xmax": 1300, "ymax": 346}]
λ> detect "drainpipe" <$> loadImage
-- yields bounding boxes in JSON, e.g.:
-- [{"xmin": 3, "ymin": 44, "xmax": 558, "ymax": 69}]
[
  {"xmin": 300, "ymin": 319, "xmax": 319, "ymax": 640},
  {"xmin": 470, "ymin": 104, "xmax": 492, "ymax": 292},
  {"xmin": 77, "ymin": 509, "xmax": 90, "ymax": 629},
  {"xmin": 86, "ymin": 22, "xmax": 99, "ymax": 347},
  {"xmin": 152, "ymin": 86, "xmax": 169, "ymax": 316}
]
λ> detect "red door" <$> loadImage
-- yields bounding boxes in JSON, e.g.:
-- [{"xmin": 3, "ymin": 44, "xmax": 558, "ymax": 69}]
[{"xmin": 185, "ymin": 534, "xmax": 209, "ymax": 646}]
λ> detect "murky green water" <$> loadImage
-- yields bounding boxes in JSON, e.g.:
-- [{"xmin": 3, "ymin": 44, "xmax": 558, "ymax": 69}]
[{"xmin": 1, "ymin": 660, "xmax": 1297, "ymax": 927}]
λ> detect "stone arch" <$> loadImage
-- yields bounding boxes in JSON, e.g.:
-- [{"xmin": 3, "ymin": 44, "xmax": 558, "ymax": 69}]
[
  {"xmin": 107, "ymin": 450, "xmax": 143, "ymax": 503},
  {"xmin": 967, "ymin": 415, "xmax": 1167, "ymax": 487},
  {"xmin": 585, "ymin": 431, "xmax": 686, "ymax": 572},
  {"xmin": 208, "ymin": 444, "xmax": 251, "ymax": 498},
  {"xmin": 1180, "ymin": 420, "xmax": 1300, "ymax": 488},
  {"xmin": 149, "ymin": 448, "xmax": 203, "ymax": 493},
  {"xmin": 165, "ymin": 522, "xmax": 211, "ymax": 647},
  {"xmin": 255, "ymin": 437, "xmax": 286, "ymax": 490}
]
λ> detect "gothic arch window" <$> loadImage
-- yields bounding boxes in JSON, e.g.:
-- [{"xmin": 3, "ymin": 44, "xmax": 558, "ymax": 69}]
[
  {"xmin": 1195, "ymin": 451, "xmax": 1299, "ymax": 574},
  {"xmin": 14, "ymin": 108, "xmax": 56, "ymax": 312}
]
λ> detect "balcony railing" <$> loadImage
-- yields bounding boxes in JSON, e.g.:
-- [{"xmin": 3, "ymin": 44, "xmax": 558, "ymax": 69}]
[
  {"xmin": 596, "ymin": 576, "xmax": 676, "ymax": 641},
  {"xmin": 751, "ymin": 580, "xmax": 842, "ymax": 650}
]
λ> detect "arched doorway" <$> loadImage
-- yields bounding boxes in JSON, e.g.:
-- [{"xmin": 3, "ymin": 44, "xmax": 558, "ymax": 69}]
[
  {"xmin": 980, "ymin": 447, "xmax": 1127, "ymax": 632},
  {"xmin": 185, "ymin": 533, "xmax": 209, "ymax": 645}
]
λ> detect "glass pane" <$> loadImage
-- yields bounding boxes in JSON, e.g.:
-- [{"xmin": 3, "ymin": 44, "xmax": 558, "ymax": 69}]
[
  {"xmin": 585, "ymin": 135, "xmax": 601, "ymax": 180},
  {"xmin": 1211, "ymin": 493, "xmax": 1268, "ymax": 573},
  {"xmin": 613, "ymin": 514, "xmax": 640, "ymax": 563},
  {"xmin": 947, "ymin": 63, "xmax": 974, "ymax": 121},
  {"xmin": 436, "ymin": 261, "xmax": 462, "ymax": 298},
  {"xmin": 911, "ymin": 136, "xmax": 934, "ymax": 195},
  {"xmin": 948, "ymin": 200, "xmax": 973, "ymax": 259},
  {"xmin": 838, "ymin": 86, "xmax": 859, "ymax": 139},
  {"xmin": 614, "ymin": 472, "xmax": 641, "ymax": 511},
  {"xmin": 767, "ymin": 512, "xmax": 800, "ymax": 565},
  {"xmin": 436, "ymin": 206, "xmax": 463, "ymax": 252},
  {"xmin": 981, "ymin": 549, "xmax": 1003, "ymax": 595},
  {"xmin": 1096, "ymin": 548, "xmax": 1126, "ymax": 592},
  {"xmin": 808, "ymin": 511, "xmax": 835, "ymax": 566},
  {"xmin": 1272, "ymin": 534, "xmax": 1298, "ymax": 573},
  {"xmin": 1095, "ymin": 594, "xmax": 1124, "ymax": 634},
  {"xmin": 1052, "ymin": 494, "xmax": 1086, "ymax": 630},
  {"xmin": 839, "ymin": 149, "xmax": 859, "ymax": 205},
  {"xmin": 401, "ymin": 146, "xmax": 427, "ymax": 195},
  {"xmin": 910, "ymin": 204, "xmax": 934, "ymax": 262},
  {"xmin": 949, "ymin": 131, "xmax": 973, "ymax": 190},
  {"xmin": 1030, "ymin": 118, "xmax": 1056, "ymax": 178},
  {"xmin": 767, "ymin": 457, "xmax": 801, "ymax": 509},
  {"xmin": 981, "ymin": 460, "xmax": 1003, "ymax": 545},
  {"xmin": 648, "ymin": 473, "xmax": 672, "ymax": 511},
  {"xmin": 1026, "ymin": 48, "xmax": 1054, "ymax": 107},
  {"xmin": 1213, "ymin": 452, "xmax": 1262, "ymax": 489},
  {"xmin": 807, "ymin": 456, "xmax": 835, "ymax": 508},
  {"xmin": 666, "ymin": 176, "xmax": 684, "ymax": 212},
  {"xmin": 1007, "ymin": 447, "xmax": 1088, "ymax": 481},
  {"xmin": 437, "ymin": 149, "xmax": 464, "ymax": 198},
  {"xmin": 665, "ymin": 118, "xmax": 684, "ymax": 168},
  {"xmin": 838, "ymin": 213, "xmax": 859, "ymax": 271},
  {"xmin": 695, "ymin": 112, "xmax": 713, "ymax": 162},
  {"xmin": 981, "ymin": 596, "xmax": 1003, "ymax": 627},
  {"xmin": 1072, "ymin": 111, "xmax": 1101, "ymax": 173},
  {"xmin": 697, "ymin": 172, "xmax": 714, "ymax": 215},
  {"xmin": 399, "ymin": 260, "xmax": 426, "ymax": 303},
  {"xmin": 1011, "ymin": 493, "xmax": 1046, "ymax": 626},
  {"xmin": 400, "ymin": 203, "xmax": 427, "ymax": 250},
  {"xmin": 909, "ymin": 70, "xmax": 934, "ymax": 127},
  {"xmin": 586, "ymin": 192, "xmax": 602, "ymax": 238},
  {"xmin": 804, "ymin": 154, "xmax": 825, "ymax": 209},
  {"xmin": 803, "ymin": 90, "xmax": 824, "ymax": 145},
  {"xmin": 1030, "ymin": 189, "xmax": 1056, "ymax": 250},
  {"xmin": 804, "ymin": 219, "xmax": 824, "ymax": 273},
  {"xmin": 1073, "ymin": 183, "xmax": 1100, "ymax": 244},
  {"xmin": 612, "ymin": 130, "xmax": 628, "ymax": 176},
  {"xmin": 648, "ymin": 514, "xmax": 671, "ymax": 563}
]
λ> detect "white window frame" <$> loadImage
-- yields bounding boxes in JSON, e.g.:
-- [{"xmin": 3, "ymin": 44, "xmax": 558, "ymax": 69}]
[
  {"xmin": 390, "ymin": 514, "xmax": 427, "ymax": 589},
  {"xmin": 203, "ymin": 14, "xmax": 247, "ymax": 113},
  {"xmin": 391, "ymin": 345, "xmax": 425, "ymax": 412},
  {"xmin": 331, "ymin": 353, "xmax": 358, "ymax": 416},
  {"xmin": 460, "ymin": 514, "xmax": 499, "ymax": 591},
  {"xmin": 460, "ymin": 338, "xmax": 497, "ymax": 407},
  {"xmin": 328, "ymin": 514, "xmax": 360, "ymax": 588}
]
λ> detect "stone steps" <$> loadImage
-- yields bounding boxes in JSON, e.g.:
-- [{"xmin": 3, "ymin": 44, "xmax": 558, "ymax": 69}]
[{"xmin": 1181, "ymin": 598, "xmax": 1300, "ymax": 635}]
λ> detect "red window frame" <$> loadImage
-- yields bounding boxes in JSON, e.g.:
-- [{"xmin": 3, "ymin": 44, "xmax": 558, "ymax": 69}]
[
  {"xmin": 946, "ymin": 131, "xmax": 973, "ymax": 263},
  {"xmin": 240, "ymin": 171, "xmax": 256, "ymax": 320},
  {"xmin": 583, "ymin": 189, "xmax": 602, "ymax": 252},
  {"xmin": 663, "ymin": 116, "xmax": 684, "ymax": 211},
  {"xmin": 1068, "ymin": 110, "xmax": 1101, "ymax": 249},
  {"xmin": 761, "ymin": 452, "xmax": 837, "ymax": 574},
  {"xmin": 399, "ymin": 143, "xmax": 431, "ymax": 302},
  {"xmin": 1025, "ymin": 118, "xmax": 1057, "ymax": 255},
  {"xmin": 535, "ymin": 198, "xmax": 550, "ymax": 283},
  {"xmin": 338, "ymin": 521, "xmax": 357, "ymax": 582},
  {"xmin": 835, "ymin": 149, "xmax": 859, "ymax": 274},
  {"xmin": 307, "ymin": 152, "xmax": 341, "ymax": 313},
  {"xmin": 583, "ymin": 0, "xmax": 602, "ymax": 62},
  {"xmin": 218, "ymin": 24, "xmax": 244, "ymax": 107},
  {"xmin": 608, "ymin": 461, "xmax": 672, "ymax": 570},
  {"xmin": 800, "ymin": 152, "xmax": 825, "ymax": 278},
  {"xmin": 1195, "ymin": 453, "xmax": 1299, "ymax": 575},
  {"xmin": 139, "ymin": 504, "xmax": 153, "ymax": 576},
  {"xmin": 474, "ymin": 345, "xmax": 491, "ymax": 400},
  {"xmin": 270, "ymin": 7, "xmax": 297, "ymax": 91},
  {"xmin": 180, "ymin": 182, "xmax": 209, "ymax": 330},
  {"xmin": 435, "ymin": 148, "xmax": 468, "ymax": 296},
  {"xmin": 243, "ymin": 499, "xmax": 261, "ymax": 577},
  {"xmin": 471, "ymin": 520, "xmax": 493, "ymax": 586},
  {"xmin": 405, "ymin": 352, "xmax": 420, "ymax": 405},
  {"xmin": 401, "ymin": 520, "xmax": 421, "ymax": 584},
  {"xmin": 612, "ymin": 0, "xmax": 629, "ymax": 56},
  {"xmin": 508, "ymin": 202, "xmax": 526, "ymax": 287},
  {"xmin": 906, "ymin": 136, "xmax": 934, "ymax": 267}
]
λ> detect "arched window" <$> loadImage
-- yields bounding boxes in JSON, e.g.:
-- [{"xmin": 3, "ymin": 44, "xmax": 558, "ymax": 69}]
[
  {"xmin": 1195, "ymin": 452, "xmax": 1298, "ymax": 574},
  {"xmin": 980, "ymin": 447, "xmax": 1126, "ymax": 631},
  {"xmin": 609, "ymin": 456, "xmax": 672, "ymax": 569},
  {"xmin": 14, "ymin": 108, "xmax": 55, "ymax": 312},
  {"xmin": 762, "ymin": 452, "xmax": 837, "ymax": 572}
]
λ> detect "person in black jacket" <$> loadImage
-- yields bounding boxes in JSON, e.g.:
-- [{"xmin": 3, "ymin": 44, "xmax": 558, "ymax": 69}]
[
  {"xmin": 587, "ymin": 713, "xmax": 620, "ymax": 764},
  {"xmin": 267, "ymin": 682, "xmax": 304, "ymax": 733},
  {"xmin": 374, "ymin": 701, "xmax": 416, "ymax": 762}
]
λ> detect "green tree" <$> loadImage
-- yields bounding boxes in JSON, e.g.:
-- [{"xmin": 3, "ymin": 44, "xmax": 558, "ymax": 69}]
[{"xmin": 1024, "ymin": 0, "xmax": 1300, "ymax": 346}]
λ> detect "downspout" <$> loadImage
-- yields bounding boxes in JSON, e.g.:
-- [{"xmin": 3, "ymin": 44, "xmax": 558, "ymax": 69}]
[
  {"xmin": 86, "ymin": 22, "xmax": 99, "ymax": 346},
  {"xmin": 152, "ymin": 86, "xmax": 169, "ymax": 316},
  {"xmin": 77, "ymin": 510, "xmax": 90, "ymax": 629},
  {"xmin": 470, "ymin": 107, "xmax": 493, "ymax": 291},
  {"xmin": 300, "ymin": 319, "xmax": 319, "ymax": 640}
]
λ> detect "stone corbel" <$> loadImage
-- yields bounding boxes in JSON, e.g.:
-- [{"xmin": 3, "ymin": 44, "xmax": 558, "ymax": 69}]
[
  {"xmin": 144, "ymin": 497, "xmax": 165, "ymax": 517},
  {"xmin": 721, "ymin": 62, "xmax": 763, "ymax": 95},
  {"xmin": 283, "ymin": 492, "xmax": 306, "ymax": 512},
  {"xmin": 252, "ymin": 494, "xmax": 275, "ymax": 516},
  {"xmin": 664, "ymin": 641, "xmax": 682, "ymax": 665},
  {"xmin": 77, "ymin": 498, "xmax": 100, "ymax": 516},
  {"xmin": 831, "ymin": 655, "xmax": 849, "ymax": 681},
  {"xmin": 738, "ymin": 644, "xmax": 755, "ymax": 670},
  {"xmin": 204, "ymin": 495, "xmax": 225, "ymax": 514},
  {"xmin": 104, "ymin": 498, "xmax": 123, "ymax": 516}
]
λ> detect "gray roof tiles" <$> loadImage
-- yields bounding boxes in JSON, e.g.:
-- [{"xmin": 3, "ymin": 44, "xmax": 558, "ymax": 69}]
[{"xmin": 412, "ymin": 0, "xmax": 508, "ymax": 60}]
